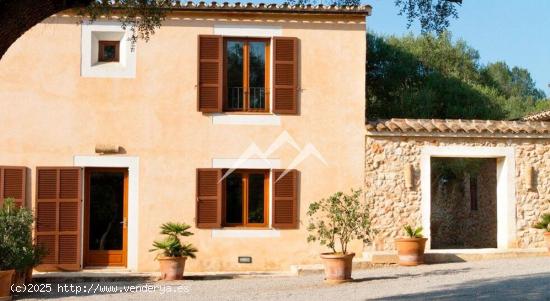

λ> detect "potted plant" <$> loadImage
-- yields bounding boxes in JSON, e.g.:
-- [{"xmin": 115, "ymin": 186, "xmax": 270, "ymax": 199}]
[
  {"xmin": 0, "ymin": 198, "xmax": 45, "ymax": 299},
  {"xmin": 149, "ymin": 222, "xmax": 197, "ymax": 280},
  {"xmin": 533, "ymin": 213, "xmax": 550, "ymax": 252},
  {"xmin": 15, "ymin": 244, "xmax": 45, "ymax": 285},
  {"xmin": 307, "ymin": 189, "xmax": 370, "ymax": 283},
  {"xmin": 395, "ymin": 225, "xmax": 428, "ymax": 266}
]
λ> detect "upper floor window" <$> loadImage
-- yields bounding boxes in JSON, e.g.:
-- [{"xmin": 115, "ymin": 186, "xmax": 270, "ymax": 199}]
[
  {"xmin": 224, "ymin": 38, "xmax": 270, "ymax": 113},
  {"xmin": 198, "ymin": 35, "xmax": 298, "ymax": 115}
]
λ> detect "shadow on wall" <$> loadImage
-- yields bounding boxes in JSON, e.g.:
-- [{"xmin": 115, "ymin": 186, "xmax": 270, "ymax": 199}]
[{"xmin": 373, "ymin": 272, "xmax": 550, "ymax": 301}]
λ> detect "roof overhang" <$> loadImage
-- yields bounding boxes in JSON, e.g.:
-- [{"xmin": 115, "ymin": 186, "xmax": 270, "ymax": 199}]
[{"xmin": 366, "ymin": 118, "xmax": 550, "ymax": 139}]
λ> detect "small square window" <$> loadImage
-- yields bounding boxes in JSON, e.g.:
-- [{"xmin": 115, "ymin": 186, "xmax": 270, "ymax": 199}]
[{"xmin": 98, "ymin": 41, "xmax": 120, "ymax": 62}]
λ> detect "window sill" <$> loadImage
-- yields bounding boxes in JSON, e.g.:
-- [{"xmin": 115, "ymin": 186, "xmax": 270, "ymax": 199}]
[
  {"xmin": 83, "ymin": 61, "xmax": 135, "ymax": 78},
  {"xmin": 211, "ymin": 229, "xmax": 281, "ymax": 238},
  {"xmin": 221, "ymin": 111, "xmax": 272, "ymax": 115},
  {"xmin": 211, "ymin": 114, "xmax": 281, "ymax": 126}
]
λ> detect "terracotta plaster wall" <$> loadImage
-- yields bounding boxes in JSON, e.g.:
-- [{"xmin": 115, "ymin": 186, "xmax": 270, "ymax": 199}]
[
  {"xmin": 0, "ymin": 13, "xmax": 366, "ymax": 272},
  {"xmin": 365, "ymin": 135, "xmax": 550, "ymax": 251}
]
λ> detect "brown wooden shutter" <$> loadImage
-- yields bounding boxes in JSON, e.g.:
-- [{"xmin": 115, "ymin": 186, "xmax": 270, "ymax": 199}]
[
  {"xmin": 196, "ymin": 168, "xmax": 222, "ymax": 228},
  {"xmin": 0, "ymin": 166, "xmax": 27, "ymax": 208},
  {"xmin": 273, "ymin": 37, "xmax": 299, "ymax": 114},
  {"xmin": 272, "ymin": 169, "xmax": 299, "ymax": 229},
  {"xmin": 198, "ymin": 35, "xmax": 223, "ymax": 113},
  {"xmin": 35, "ymin": 167, "xmax": 82, "ymax": 271}
]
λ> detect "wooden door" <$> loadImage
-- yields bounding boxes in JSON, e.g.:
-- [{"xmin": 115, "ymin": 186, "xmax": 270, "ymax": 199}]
[
  {"xmin": 35, "ymin": 167, "xmax": 82, "ymax": 271},
  {"xmin": 84, "ymin": 168, "xmax": 128, "ymax": 267}
]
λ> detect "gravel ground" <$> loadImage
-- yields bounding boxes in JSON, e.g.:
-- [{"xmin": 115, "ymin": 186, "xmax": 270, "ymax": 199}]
[{"xmin": 17, "ymin": 257, "xmax": 550, "ymax": 301}]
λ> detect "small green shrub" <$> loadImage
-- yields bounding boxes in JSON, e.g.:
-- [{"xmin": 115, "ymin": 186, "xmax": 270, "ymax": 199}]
[
  {"xmin": 149, "ymin": 222, "xmax": 198, "ymax": 258},
  {"xmin": 404, "ymin": 225, "xmax": 424, "ymax": 238},
  {"xmin": 0, "ymin": 198, "xmax": 45, "ymax": 271},
  {"xmin": 306, "ymin": 189, "xmax": 370, "ymax": 255},
  {"xmin": 533, "ymin": 213, "xmax": 550, "ymax": 232}
]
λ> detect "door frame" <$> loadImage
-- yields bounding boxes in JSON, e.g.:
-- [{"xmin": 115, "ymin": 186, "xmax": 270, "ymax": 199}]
[
  {"xmin": 420, "ymin": 146, "xmax": 517, "ymax": 250},
  {"xmin": 84, "ymin": 167, "xmax": 128, "ymax": 267},
  {"xmin": 74, "ymin": 155, "xmax": 139, "ymax": 271}
]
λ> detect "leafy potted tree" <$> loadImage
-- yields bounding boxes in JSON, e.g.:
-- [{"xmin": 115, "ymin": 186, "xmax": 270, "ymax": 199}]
[
  {"xmin": 0, "ymin": 198, "xmax": 45, "ymax": 300},
  {"xmin": 395, "ymin": 225, "xmax": 428, "ymax": 266},
  {"xmin": 150, "ymin": 222, "xmax": 197, "ymax": 280},
  {"xmin": 533, "ymin": 213, "xmax": 550, "ymax": 252},
  {"xmin": 307, "ymin": 189, "xmax": 370, "ymax": 283}
]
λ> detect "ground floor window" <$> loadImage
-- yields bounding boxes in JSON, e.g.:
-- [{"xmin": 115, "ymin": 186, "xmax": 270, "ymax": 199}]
[{"xmin": 223, "ymin": 170, "xmax": 269, "ymax": 227}]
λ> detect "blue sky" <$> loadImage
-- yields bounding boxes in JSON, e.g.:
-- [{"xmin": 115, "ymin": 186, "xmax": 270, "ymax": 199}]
[{"xmin": 367, "ymin": 0, "xmax": 550, "ymax": 96}]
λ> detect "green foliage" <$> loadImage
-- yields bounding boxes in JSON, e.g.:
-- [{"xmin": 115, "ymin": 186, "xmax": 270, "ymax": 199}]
[
  {"xmin": 533, "ymin": 213, "xmax": 550, "ymax": 232},
  {"xmin": 0, "ymin": 198, "xmax": 45, "ymax": 271},
  {"xmin": 480, "ymin": 62, "xmax": 547, "ymax": 119},
  {"xmin": 404, "ymin": 225, "xmax": 423, "ymax": 238},
  {"xmin": 481, "ymin": 62, "xmax": 545, "ymax": 100},
  {"xmin": 367, "ymin": 32, "xmax": 547, "ymax": 120},
  {"xmin": 289, "ymin": 0, "xmax": 460, "ymax": 34},
  {"xmin": 395, "ymin": 0, "xmax": 462, "ymax": 34},
  {"xmin": 432, "ymin": 158, "xmax": 485, "ymax": 181},
  {"xmin": 150, "ymin": 222, "xmax": 197, "ymax": 258},
  {"xmin": 306, "ymin": 189, "xmax": 370, "ymax": 254},
  {"xmin": 80, "ymin": 0, "xmax": 174, "ymax": 45}
]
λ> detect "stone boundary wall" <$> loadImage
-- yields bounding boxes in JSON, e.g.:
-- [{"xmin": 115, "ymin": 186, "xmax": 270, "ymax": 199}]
[{"xmin": 365, "ymin": 134, "xmax": 550, "ymax": 250}]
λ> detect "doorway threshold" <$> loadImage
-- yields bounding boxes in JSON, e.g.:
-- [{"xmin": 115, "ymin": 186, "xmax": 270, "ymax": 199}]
[
  {"xmin": 426, "ymin": 248, "xmax": 547, "ymax": 263},
  {"xmin": 428, "ymin": 248, "xmax": 500, "ymax": 254},
  {"xmin": 32, "ymin": 269, "xmax": 155, "ymax": 283},
  {"xmin": 82, "ymin": 267, "xmax": 131, "ymax": 272},
  {"xmin": 364, "ymin": 248, "xmax": 547, "ymax": 264}
]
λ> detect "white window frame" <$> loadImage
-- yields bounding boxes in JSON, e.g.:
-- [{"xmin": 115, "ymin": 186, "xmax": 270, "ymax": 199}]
[
  {"xmin": 211, "ymin": 24, "xmax": 283, "ymax": 125},
  {"xmin": 81, "ymin": 21, "xmax": 137, "ymax": 78}
]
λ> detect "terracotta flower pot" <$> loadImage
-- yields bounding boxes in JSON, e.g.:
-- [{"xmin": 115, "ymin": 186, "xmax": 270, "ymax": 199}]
[
  {"xmin": 544, "ymin": 232, "xmax": 550, "ymax": 253},
  {"xmin": 395, "ymin": 238, "xmax": 428, "ymax": 266},
  {"xmin": 320, "ymin": 252, "xmax": 355, "ymax": 283},
  {"xmin": 0, "ymin": 270, "xmax": 15, "ymax": 301},
  {"xmin": 158, "ymin": 256, "xmax": 187, "ymax": 280}
]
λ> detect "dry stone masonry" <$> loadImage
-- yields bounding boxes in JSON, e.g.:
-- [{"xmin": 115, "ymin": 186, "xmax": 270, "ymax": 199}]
[{"xmin": 365, "ymin": 119, "xmax": 550, "ymax": 251}]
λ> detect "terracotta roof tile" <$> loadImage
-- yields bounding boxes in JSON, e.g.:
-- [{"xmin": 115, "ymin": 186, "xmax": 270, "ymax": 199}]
[
  {"xmin": 366, "ymin": 118, "xmax": 550, "ymax": 136},
  {"xmin": 163, "ymin": 1, "xmax": 371, "ymax": 16},
  {"xmin": 523, "ymin": 110, "xmax": 550, "ymax": 121}
]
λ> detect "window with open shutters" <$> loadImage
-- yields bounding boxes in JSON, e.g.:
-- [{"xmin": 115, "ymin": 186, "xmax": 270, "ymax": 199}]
[
  {"xmin": 196, "ymin": 169, "xmax": 298, "ymax": 229},
  {"xmin": 198, "ymin": 35, "xmax": 298, "ymax": 115}
]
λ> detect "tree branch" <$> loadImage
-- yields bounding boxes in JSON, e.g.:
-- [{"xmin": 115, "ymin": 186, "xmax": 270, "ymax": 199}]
[{"xmin": 0, "ymin": 0, "xmax": 92, "ymax": 60}]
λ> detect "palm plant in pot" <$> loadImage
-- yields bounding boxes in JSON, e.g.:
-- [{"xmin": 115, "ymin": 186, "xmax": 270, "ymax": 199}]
[
  {"xmin": 532, "ymin": 213, "xmax": 550, "ymax": 252},
  {"xmin": 0, "ymin": 198, "xmax": 45, "ymax": 300},
  {"xmin": 395, "ymin": 225, "xmax": 427, "ymax": 266},
  {"xmin": 307, "ymin": 189, "xmax": 370, "ymax": 283},
  {"xmin": 149, "ymin": 222, "xmax": 197, "ymax": 280}
]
